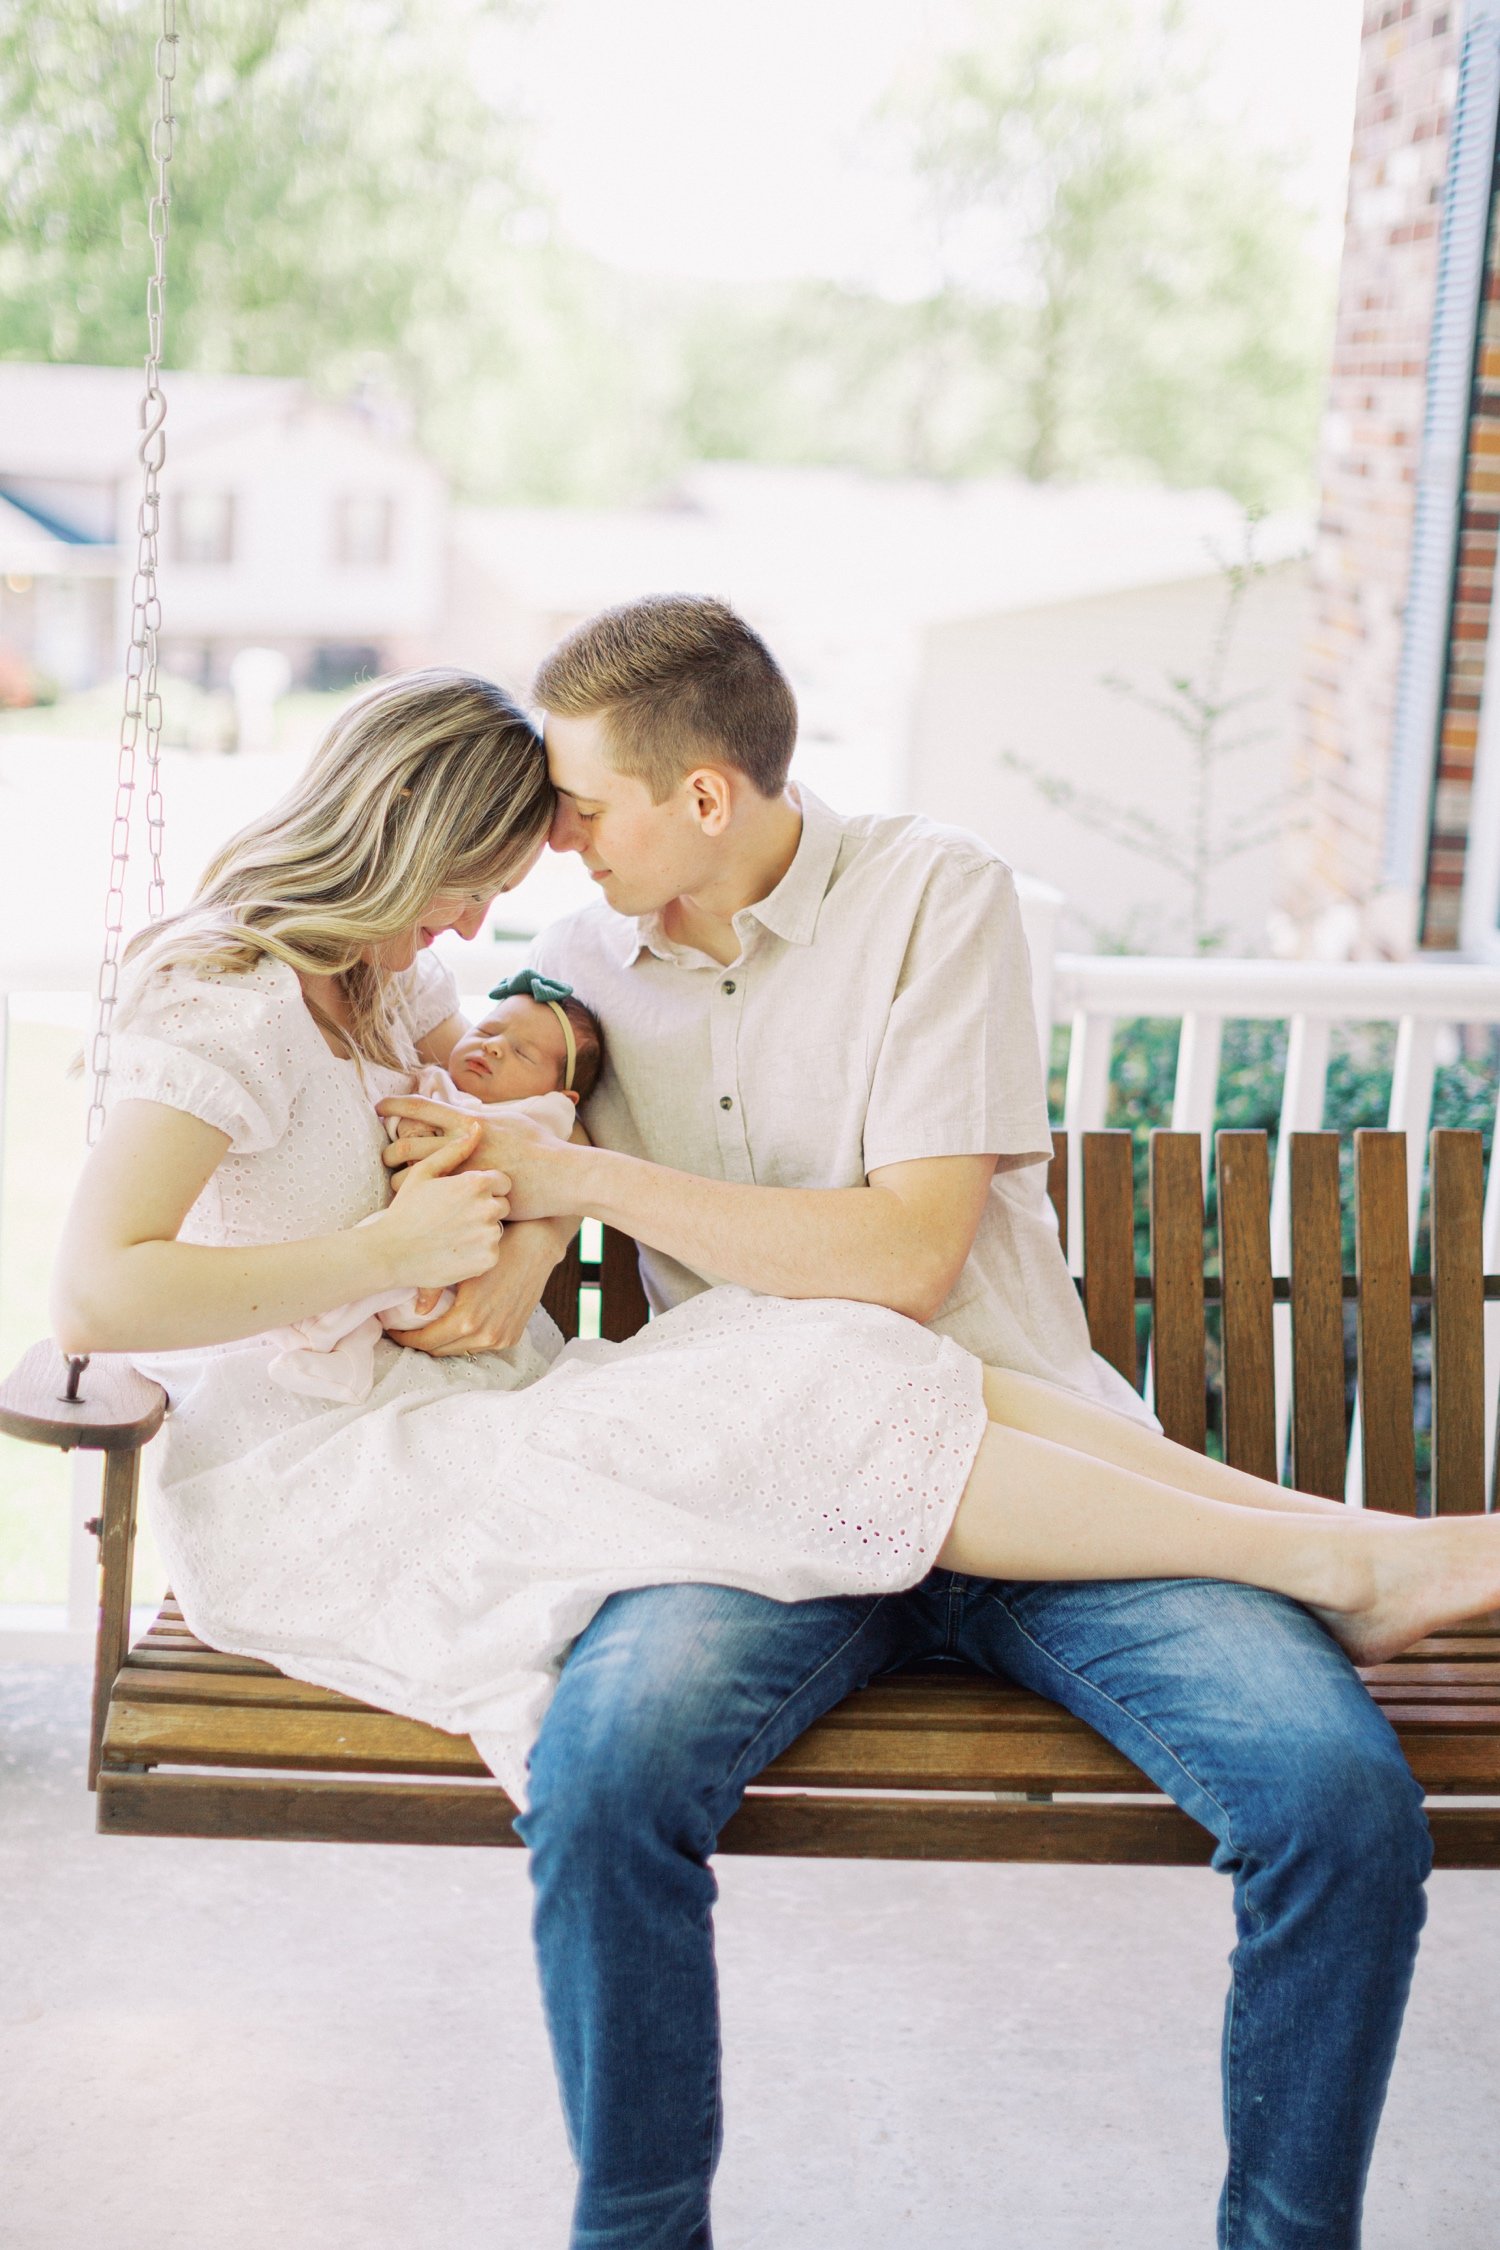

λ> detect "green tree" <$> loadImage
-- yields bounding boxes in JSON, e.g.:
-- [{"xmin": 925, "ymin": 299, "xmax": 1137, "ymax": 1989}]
[
  {"xmin": 1, "ymin": 1, "xmax": 536, "ymax": 436},
  {"xmin": 4, "ymin": 0, "xmax": 1332, "ymax": 511},
  {"xmin": 881, "ymin": 0, "xmax": 1328, "ymax": 504}
]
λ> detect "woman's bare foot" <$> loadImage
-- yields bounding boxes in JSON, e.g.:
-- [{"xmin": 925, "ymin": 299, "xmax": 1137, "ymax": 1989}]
[{"xmin": 1310, "ymin": 1513, "xmax": 1500, "ymax": 1666}]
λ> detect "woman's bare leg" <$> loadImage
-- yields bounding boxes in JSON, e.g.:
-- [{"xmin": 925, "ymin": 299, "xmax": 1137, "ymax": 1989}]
[
  {"xmin": 980, "ymin": 1364, "xmax": 1347, "ymax": 1516},
  {"xmin": 937, "ymin": 1418, "xmax": 1500, "ymax": 1665}
]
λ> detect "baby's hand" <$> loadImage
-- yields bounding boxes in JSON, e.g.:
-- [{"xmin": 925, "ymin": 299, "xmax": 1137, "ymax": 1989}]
[{"xmin": 386, "ymin": 1118, "xmax": 443, "ymax": 1189}]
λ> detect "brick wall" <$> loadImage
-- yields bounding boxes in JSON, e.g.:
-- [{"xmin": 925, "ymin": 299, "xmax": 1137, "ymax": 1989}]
[
  {"xmin": 1289, "ymin": 2, "xmax": 1460, "ymax": 956},
  {"xmin": 1421, "ymin": 174, "xmax": 1500, "ymax": 942}
]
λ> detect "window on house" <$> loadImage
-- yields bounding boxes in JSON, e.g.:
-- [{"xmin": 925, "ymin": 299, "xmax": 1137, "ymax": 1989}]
[
  {"xmin": 172, "ymin": 492, "xmax": 235, "ymax": 565},
  {"xmin": 332, "ymin": 494, "xmax": 395, "ymax": 568}
]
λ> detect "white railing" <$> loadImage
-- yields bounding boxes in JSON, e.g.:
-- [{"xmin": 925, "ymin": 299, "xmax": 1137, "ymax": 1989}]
[{"xmin": 1052, "ymin": 952, "xmax": 1500, "ymax": 1496}]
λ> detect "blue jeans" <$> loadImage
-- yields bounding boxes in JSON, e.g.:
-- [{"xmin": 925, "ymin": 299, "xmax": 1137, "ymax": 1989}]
[{"xmin": 518, "ymin": 1573, "xmax": 1431, "ymax": 2250}]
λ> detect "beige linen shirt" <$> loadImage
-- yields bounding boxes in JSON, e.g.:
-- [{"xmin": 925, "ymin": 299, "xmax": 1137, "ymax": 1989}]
[{"xmin": 533, "ymin": 785, "xmax": 1148, "ymax": 1420}]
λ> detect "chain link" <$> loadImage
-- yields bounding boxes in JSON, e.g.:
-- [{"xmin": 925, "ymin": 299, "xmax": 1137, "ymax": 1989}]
[{"xmin": 87, "ymin": 0, "xmax": 178, "ymax": 1145}]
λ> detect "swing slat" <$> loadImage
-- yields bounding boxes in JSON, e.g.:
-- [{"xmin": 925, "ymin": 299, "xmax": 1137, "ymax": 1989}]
[
  {"xmin": 1288, "ymin": 1133, "xmax": 1347, "ymax": 1500},
  {"xmin": 1149, "ymin": 1131, "xmax": 1207, "ymax": 1449},
  {"xmin": 1431, "ymin": 1129, "xmax": 1487, "ymax": 1515},
  {"xmin": 1216, "ymin": 1131, "xmax": 1277, "ymax": 1479},
  {"xmin": 1046, "ymin": 1131, "xmax": 1069, "ymax": 1257},
  {"xmin": 1082, "ymin": 1131, "xmax": 1137, "ymax": 1384},
  {"xmin": 1355, "ymin": 1131, "xmax": 1417, "ymax": 1514},
  {"xmin": 11, "ymin": 1139, "xmax": 1500, "ymax": 1866}
]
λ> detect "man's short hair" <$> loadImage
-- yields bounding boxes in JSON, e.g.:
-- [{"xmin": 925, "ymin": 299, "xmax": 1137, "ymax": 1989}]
[{"xmin": 533, "ymin": 593, "xmax": 798, "ymax": 801}]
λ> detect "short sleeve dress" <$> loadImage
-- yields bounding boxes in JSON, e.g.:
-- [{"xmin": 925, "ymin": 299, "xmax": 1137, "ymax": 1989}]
[{"xmin": 108, "ymin": 950, "xmax": 988, "ymax": 1805}]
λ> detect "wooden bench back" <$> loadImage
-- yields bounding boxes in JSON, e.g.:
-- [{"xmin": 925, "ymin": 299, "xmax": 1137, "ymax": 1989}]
[{"xmin": 542, "ymin": 1127, "xmax": 1497, "ymax": 1518}]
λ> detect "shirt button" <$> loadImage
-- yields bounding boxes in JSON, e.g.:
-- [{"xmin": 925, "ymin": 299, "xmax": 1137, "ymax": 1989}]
[
  {"xmin": 721, "ymin": 979, "xmax": 736, "ymax": 994},
  {"xmin": 719, "ymin": 1095, "xmax": 734, "ymax": 1111}
]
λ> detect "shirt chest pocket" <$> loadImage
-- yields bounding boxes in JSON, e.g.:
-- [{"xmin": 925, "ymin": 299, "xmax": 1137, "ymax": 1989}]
[{"xmin": 739, "ymin": 1025, "xmax": 877, "ymax": 1187}]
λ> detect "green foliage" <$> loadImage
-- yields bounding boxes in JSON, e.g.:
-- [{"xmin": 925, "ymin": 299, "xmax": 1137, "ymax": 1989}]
[
  {"xmin": 869, "ymin": 0, "xmax": 1329, "ymax": 506},
  {"xmin": 1, "ymin": 1, "xmax": 537, "ymax": 452},
  {"xmin": 5, "ymin": 0, "xmax": 1332, "ymax": 510}
]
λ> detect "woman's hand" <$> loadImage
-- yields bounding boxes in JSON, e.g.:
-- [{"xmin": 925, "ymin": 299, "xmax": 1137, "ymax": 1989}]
[
  {"xmin": 371, "ymin": 1126, "xmax": 510, "ymax": 1289},
  {"xmin": 388, "ymin": 1217, "xmax": 571, "ymax": 1355},
  {"xmin": 377, "ymin": 1093, "xmax": 583, "ymax": 1221}
]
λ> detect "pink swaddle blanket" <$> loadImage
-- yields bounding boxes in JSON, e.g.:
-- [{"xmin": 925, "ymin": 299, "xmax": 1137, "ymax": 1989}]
[
  {"xmin": 265, "ymin": 1213, "xmax": 456, "ymax": 1404},
  {"xmin": 266, "ymin": 1072, "xmax": 575, "ymax": 1404}
]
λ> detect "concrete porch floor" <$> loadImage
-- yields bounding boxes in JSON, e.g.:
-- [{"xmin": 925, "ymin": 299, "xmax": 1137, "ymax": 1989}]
[{"xmin": 3, "ymin": 1662, "xmax": 1498, "ymax": 2250}]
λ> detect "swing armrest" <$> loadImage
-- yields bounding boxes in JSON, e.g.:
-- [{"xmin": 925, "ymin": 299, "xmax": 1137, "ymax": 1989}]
[{"xmin": 0, "ymin": 1340, "xmax": 165, "ymax": 1453}]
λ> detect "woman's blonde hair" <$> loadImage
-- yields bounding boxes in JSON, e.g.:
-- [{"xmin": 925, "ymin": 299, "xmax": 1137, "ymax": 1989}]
[{"xmin": 120, "ymin": 670, "xmax": 553, "ymax": 1068}]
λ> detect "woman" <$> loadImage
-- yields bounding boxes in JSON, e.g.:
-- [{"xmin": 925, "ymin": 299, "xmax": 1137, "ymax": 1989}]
[{"xmin": 52, "ymin": 670, "xmax": 1500, "ymax": 1806}]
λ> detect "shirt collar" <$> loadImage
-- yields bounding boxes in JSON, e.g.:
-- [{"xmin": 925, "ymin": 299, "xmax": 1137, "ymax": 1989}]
[{"xmin": 605, "ymin": 783, "xmax": 844, "ymax": 968}]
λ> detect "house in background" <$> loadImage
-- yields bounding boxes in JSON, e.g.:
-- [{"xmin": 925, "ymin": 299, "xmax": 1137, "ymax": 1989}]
[
  {"xmin": 1297, "ymin": 0, "xmax": 1500, "ymax": 965},
  {"xmin": 452, "ymin": 464, "xmax": 1310, "ymax": 957},
  {"xmin": 2, "ymin": 367, "xmax": 1313, "ymax": 958},
  {"xmin": 903, "ymin": 497, "xmax": 1310, "ymax": 957},
  {"xmin": 0, "ymin": 364, "xmax": 446, "ymax": 694}
]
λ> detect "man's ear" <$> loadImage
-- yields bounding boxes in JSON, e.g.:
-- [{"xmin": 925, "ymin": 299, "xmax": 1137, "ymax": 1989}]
[{"xmin": 685, "ymin": 766, "xmax": 734, "ymax": 835}]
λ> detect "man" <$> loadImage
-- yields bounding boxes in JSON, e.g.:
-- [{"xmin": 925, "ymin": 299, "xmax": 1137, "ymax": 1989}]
[{"xmin": 385, "ymin": 596, "xmax": 1429, "ymax": 2250}]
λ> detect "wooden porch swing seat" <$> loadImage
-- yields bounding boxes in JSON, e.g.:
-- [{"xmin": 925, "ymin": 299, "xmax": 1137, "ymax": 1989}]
[{"xmin": 6, "ymin": 1120, "xmax": 1500, "ymax": 1868}]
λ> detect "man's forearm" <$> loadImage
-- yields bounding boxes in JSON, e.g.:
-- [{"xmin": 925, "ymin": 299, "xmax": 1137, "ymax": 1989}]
[
  {"xmin": 565, "ymin": 1146, "xmax": 949, "ymax": 1319},
  {"xmin": 379, "ymin": 1099, "xmax": 985, "ymax": 1320}
]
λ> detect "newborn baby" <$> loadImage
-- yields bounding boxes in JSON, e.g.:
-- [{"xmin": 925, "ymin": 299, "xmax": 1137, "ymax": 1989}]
[
  {"xmin": 268, "ymin": 973, "xmax": 603, "ymax": 1402},
  {"xmin": 444, "ymin": 976, "xmax": 604, "ymax": 1110}
]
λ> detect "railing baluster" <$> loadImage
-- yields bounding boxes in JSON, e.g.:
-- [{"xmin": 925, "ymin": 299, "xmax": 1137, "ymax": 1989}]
[
  {"xmin": 1170, "ymin": 1011, "xmax": 1224, "ymax": 1185},
  {"xmin": 1354, "ymin": 1131, "xmax": 1416, "ymax": 1514},
  {"xmin": 1387, "ymin": 1016, "xmax": 1440, "ymax": 1247},
  {"xmin": 1430, "ymin": 1130, "xmax": 1487, "ymax": 1515},
  {"xmin": 1287, "ymin": 1134, "xmax": 1347, "ymax": 1501},
  {"xmin": 1082, "ymin": 1131, "xmax": 1137, "ymax": 1388},
  {"xmin": 1217, "ymin": 1132, "xmax": 1276, "ymax": 1480},
  {"xmin": 1047, "ymin": 1130, "xmax": 1068, "ymax": 1259},
  {"xmin": 1150, "ymin": 1132, "xmax": 1207, "ymax": 1452},
  {"xmin": 1063, "ymin": 1011, "xmax": 1114, "ymax": 1275}
]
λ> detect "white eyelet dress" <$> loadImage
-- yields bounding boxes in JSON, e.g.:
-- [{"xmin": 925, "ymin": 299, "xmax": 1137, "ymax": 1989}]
[{"xmin": 109, "ymin": 952, "xmax": 989, "ymax": 1806}]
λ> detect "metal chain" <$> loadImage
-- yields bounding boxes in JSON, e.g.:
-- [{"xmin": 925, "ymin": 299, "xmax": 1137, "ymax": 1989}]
[{"xmin": 86, "ymin": 0, "xmax": 178, "ymax": 1146}]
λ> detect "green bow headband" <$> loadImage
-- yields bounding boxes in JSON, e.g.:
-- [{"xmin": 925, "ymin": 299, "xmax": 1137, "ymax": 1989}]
[{"xmin": 487, "ymin": 969, "xmax": 579, "ymax": 1092}]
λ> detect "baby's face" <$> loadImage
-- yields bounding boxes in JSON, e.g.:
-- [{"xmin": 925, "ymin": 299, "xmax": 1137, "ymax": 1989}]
[{"xmin": 448, "ymin": 997, "xmax": 571, "ymax": 1101}]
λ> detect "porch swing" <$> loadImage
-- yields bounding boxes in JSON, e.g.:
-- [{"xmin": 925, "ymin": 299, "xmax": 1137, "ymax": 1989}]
[{"xmin": 4, "ymin": 4, "xmax": 1500, "ymax": 1868}]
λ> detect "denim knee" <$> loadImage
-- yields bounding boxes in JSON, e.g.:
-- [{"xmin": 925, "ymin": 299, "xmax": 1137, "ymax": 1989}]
[
  {"xmin": 522, "ymin": 1683, "xmax": 720, "ymax": 1876},
  {"xmin": 1232, "ymin": 1721, "xmax": 1432, "ymax": 1904}
]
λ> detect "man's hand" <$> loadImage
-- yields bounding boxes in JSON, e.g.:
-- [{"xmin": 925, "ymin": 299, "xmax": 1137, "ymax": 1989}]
[
  {"xmin": 386, "ymin": 1218, "xmax": 570, "ymax": 1355},
  {"xmin": 377, "ymin": 1094, "xmax": 579, "ymax": 1221}
]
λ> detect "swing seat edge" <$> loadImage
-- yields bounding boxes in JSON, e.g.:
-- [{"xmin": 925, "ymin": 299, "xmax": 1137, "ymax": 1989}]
[{"xmin": 0, "ymin": 1338, "xmax": 165, "ymax": 1451}]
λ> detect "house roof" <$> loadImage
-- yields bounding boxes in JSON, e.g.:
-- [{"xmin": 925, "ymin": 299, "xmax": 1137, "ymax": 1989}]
[
  {"xmin": 0, "ymin": 363, "xmax": 433, "ymax": 488},
  {"xmin": 0, "ymin": 490, "xmax": 116, "ymax": 575},
  {"xmin": 0, "ymin": 363, "xmax": 305, "ymax": 480},
  {"xmin": 457, "ymin": 463, "xmax": 1311, "ymax": 629}
]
